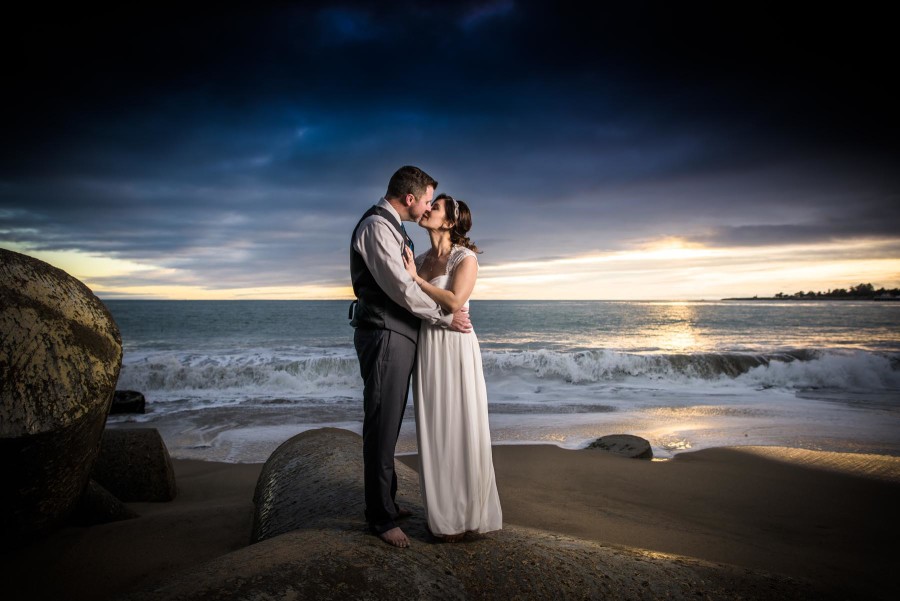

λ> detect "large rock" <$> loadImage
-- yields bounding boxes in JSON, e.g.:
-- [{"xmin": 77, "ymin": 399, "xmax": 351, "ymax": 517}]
[
  {"xmin": 92, "ymin": 428, "xmax": 177, "ymax": 502},
  {"xmin": 251, "ymin": 427, "xmax": 394, "ymax": 542},
  {"xmin": 0, "ymin": 248, "xmax": 122, "ymax": 540},
  {"xmin": 123, "ymin": 428, "xmax": 834, "ymax": 600}
]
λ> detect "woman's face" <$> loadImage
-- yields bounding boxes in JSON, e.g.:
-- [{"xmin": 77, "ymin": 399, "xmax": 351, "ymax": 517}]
[{"xmin": 418, "ymin": 198, "xmax": 451, "ymax": 230}]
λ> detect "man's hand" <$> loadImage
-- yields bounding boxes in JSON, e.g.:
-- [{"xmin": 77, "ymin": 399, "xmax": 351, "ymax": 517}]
[{"xmin": 449, "ymin": 307, "xmax": 472, "ymax": 333}]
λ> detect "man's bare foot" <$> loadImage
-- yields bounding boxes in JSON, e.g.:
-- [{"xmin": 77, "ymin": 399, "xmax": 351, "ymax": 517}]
[{"xmin": 378, "ymin": 527, "xmax": 409, "ymax": 548}]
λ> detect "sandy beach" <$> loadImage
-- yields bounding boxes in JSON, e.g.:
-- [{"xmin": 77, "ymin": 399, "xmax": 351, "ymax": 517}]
[{"xmin": 3, "ymin": 443, "xmax": 898, "ymax": 600}]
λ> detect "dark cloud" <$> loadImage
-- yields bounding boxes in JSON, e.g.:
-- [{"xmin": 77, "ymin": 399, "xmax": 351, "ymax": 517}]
[
  {"xmin": 1, "ymin": 2, "xmax": 897, "ymax": 293},
  {"xmin": 686, "ymin": 197, "xmax": 900, "ymax": 248}
]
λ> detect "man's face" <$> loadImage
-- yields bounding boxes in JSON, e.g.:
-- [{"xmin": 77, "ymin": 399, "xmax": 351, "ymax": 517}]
[{"xmin": 407, "ymin": 185, "xmax": 434, "ymax": 221}]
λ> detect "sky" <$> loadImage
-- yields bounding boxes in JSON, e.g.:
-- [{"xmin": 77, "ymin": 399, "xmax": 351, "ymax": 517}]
[{"xmin": 2, "ymin": 2, "xmax": 898, "ymax": 300}]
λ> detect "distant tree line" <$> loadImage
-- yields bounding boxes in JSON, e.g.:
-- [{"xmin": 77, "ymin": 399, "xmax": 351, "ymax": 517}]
[{"xmin": 773, "ymin": 283, "xmax": 899, "ymax": 300}]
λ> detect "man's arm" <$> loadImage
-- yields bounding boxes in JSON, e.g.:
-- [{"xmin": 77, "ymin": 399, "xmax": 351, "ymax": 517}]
[{"xmin": 353, "ymin": 218, "xmax": 454, "ymax": 327}]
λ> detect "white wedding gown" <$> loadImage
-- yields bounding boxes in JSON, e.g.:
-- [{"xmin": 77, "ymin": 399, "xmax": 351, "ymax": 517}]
[{"xmin": 413, "ymin": 246, "xmax": 503, "ymax": 536}]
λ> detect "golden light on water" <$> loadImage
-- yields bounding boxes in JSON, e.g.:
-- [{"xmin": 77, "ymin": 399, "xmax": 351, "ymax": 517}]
[{"xmin": 648, "ymin": 303, "xmax": 700, "ymax": 352}]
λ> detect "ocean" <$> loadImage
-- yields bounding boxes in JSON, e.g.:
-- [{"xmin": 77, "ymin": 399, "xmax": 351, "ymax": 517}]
[{"xmin": 105, "ymin": 300, "xmax": 900, "ymax": 463}]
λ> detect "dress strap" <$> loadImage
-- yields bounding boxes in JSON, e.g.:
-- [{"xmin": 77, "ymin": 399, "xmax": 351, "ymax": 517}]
[{"xmin": 447, "ymin": 246, "xmax": 477, "ymax": 275}]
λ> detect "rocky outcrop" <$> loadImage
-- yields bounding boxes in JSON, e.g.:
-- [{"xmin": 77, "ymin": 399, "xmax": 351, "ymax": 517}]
[
  {"xmin": 111, "ymin": 390, "xmax": 146, "ymax": 414},
  {"xmin": 92, "ymin": 428, "xmax": 177, "ymax": 502},
  {"xmin": 588, "ymin": 434, "xmax": 653, "ymax": 459},
  {"xmin": 123, "ymin": 428, "xmax": 831, "ymax": 600},
  {"xmin": 0, "ymin": 248, "xmax": 123, "ymax": 540}
]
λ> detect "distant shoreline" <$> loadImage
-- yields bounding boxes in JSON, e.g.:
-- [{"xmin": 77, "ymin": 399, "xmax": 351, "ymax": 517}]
[
  {"xmin": 723, "ymin": 296, "xmax": 900, "ymax": 301},
  {"xmin": 724, "ymin": 283, "xmax": 900, "ymax": 302}
]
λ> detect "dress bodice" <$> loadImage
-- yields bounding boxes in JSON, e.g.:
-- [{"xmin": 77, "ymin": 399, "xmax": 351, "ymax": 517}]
[{"xmin": 416, "ymin": 246, "xmax": 478, "ymax": 299}]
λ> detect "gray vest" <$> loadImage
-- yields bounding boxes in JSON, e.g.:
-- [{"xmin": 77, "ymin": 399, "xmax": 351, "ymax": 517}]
[{"xmin": 349, "ymin": 206, "xmax": 420, "ymax": 341}]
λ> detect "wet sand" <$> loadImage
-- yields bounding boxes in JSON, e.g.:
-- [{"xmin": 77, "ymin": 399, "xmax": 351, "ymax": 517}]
[{"xmin": 3, "ymin": 445, "xmax": 898, "ymax": 600}]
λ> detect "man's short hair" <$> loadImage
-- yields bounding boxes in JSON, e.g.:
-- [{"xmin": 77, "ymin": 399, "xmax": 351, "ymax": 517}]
[{"xmin": 386, "ymin": 166, "xmax": 438, "ymax": 200}]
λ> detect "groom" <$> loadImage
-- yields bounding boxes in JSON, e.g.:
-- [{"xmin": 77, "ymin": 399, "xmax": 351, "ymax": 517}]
[{"xmin": 350, "ymin": 165, "xmax": 471, "ymax": 548}]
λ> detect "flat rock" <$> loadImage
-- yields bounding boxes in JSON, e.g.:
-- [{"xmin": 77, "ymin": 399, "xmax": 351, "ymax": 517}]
[
  {"xmin": 0, "ymin": 248, "xmax": 122, "ymax": 540},
  {"xmin": 68, "ymin": 479, "xmax": 139, "ymax": 526},
  {"xmin": 111, "ymin": 390, "xmax": 146, "ymax": 414},
  {"xmin": 587, "ymin": 434, "xmax": 653, "ymax": 459},
  {"xmin": 92, "ymin": 428, "xmax": 177, "ymax": 502},
  {"xmin": 124, "ymin": 428, "xmax": 833, "ymax": 601}
]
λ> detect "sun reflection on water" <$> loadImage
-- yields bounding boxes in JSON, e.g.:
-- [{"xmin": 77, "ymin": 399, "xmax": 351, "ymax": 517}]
[{"xmin": 643, "ymin": 302, "xmax": 701, "ymax": 353}]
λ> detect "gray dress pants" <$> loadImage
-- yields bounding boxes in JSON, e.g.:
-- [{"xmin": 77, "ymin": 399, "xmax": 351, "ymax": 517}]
[{"xmin": 354, "ymin": 328, "xmax": 417, "ymax": 533}]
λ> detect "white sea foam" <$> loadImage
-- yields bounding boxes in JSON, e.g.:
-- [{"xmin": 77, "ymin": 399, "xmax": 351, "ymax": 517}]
[
  {"xmin": 737, "ymin": 350, "xmax": 900, "ymax": 390},
  {"xmin": 117, "ymin": 347, "xmax": 900, "ymax": 404},
  {"xmin": 110, "ymin": 347, "xmax": 900, "ymax": 462},
  {"xmin": 116, "ymin": 347, "xmax": 361, "ymax": 403},
  {"xmin": 487, "ymin": 348, "xmax": 900, "ymax": 390}
]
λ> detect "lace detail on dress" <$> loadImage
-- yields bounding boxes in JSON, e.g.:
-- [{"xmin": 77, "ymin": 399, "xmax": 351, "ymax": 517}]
[
  {"xmin": 447, "ymin": 246, "xmax": 477, "ymax": 276},
  {"xmin": 415, "ymin": 246, "xmax": 477, "ymax": 282}
]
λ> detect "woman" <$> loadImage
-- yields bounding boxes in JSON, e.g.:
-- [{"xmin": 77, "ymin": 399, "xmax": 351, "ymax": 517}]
[{"xmin": 402, "ymin": 193, "xmax": 503, "ymax": 542}]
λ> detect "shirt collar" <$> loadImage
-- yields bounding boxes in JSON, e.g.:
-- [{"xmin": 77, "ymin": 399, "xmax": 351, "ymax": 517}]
[{"xmin": 377, "ymin": 197, "xmax": 403, "ymax": 224}]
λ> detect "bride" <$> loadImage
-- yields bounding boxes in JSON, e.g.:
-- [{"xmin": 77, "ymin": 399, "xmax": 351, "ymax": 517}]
[{"xmin": 402, "ymin": 193, "xmax": 503, "ymax": 542}]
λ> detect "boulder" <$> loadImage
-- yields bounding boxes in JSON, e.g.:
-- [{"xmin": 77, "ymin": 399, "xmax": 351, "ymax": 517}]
[
  {"xmin": 587, "ymin": 434, "xmax": 653, "ymax": 459},
  {"xmin": 115, "ymin": 428, "xmax": 832, "ymax": 601},
  {"xmin": 111, "ymin": 390, "xmax": 146, "ymax": 414},
  {"xmin": 251, "ymin": 427, "xmax": 398, "ymax": 542},
  {"xmin": 0, "ymin": 248, "xmax": 122, "ymax": 541},
  {"xmin": 92, "ymin": 428, "xmax": 177, "ymax": 502}
]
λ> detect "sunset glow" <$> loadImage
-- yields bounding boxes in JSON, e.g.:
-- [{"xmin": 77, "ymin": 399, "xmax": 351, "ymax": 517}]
[{"xmin": 7, "ymin": 236, "xmax": 897, "ymax": 301}]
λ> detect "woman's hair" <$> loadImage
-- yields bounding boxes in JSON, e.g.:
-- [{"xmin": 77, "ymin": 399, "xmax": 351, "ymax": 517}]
[{"xmin": 435, "ymin": 193, "xmax": 481, "ymax": 254}]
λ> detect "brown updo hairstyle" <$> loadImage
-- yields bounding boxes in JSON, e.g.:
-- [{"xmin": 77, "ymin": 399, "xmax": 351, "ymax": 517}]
[{"xmin": 435, "ymin": 193, "xmax": 481, "ymax": 254}]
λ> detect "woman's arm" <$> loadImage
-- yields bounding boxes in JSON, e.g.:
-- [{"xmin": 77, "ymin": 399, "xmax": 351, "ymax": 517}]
[{"xmin": 403, "ymin": 247, "xmax": 477, "ymax": 313}]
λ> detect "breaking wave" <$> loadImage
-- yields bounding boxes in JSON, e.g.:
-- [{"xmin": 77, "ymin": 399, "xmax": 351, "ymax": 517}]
[
  {"xmin": 482, "ymin": 349, "xmax": 900, "ymax": 390},
  {"xmin": 116, "ymin": 347, "xmax": 900, "ymax": 403}
]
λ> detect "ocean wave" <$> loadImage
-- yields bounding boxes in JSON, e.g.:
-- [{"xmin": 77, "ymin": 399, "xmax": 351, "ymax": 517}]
[
  {"xmin": 116, "ymin": 350, "xmax": 362, "ymax": 400},
  {"xmin": 116, "ymin": 347, "xmax": 900, "ymax": 401},
  {"xmin": 483, "ymin": 349, "xmax": 794, "ymax": 381},
  {"xmin": 482, "ymin": 348, "xmax": 900, "ymax": 390},
  {"xmin": 738, "ymin": 351, "xmax": 900, "ymax": 390}
]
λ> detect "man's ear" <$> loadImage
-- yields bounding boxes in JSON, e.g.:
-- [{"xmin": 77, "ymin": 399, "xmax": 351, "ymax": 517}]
[{"xmin": 405, "ymin": 193, "xmax": 415, "ymax": 206}]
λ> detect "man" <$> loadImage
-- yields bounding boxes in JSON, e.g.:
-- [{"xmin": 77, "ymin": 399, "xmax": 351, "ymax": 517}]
[{"xmin": 350, "ymin": 165, "xmax": 472, "ymax": 548}]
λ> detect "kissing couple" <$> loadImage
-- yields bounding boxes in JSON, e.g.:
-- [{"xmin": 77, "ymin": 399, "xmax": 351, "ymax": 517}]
[{"xmin": 350, "ymin": 165, "xmax": 503, "ymax": 547}]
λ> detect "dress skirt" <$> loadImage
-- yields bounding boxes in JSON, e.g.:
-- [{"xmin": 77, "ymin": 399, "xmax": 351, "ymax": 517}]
[{"xmin": 413, "ymin": 322, "xmax": 503, "ymax": 536}]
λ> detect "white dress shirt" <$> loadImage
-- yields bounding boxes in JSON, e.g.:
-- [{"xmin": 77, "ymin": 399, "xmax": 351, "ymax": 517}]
[{"xmin": 352, "ymin": 198, "xmax": 452, "ymax": 327}]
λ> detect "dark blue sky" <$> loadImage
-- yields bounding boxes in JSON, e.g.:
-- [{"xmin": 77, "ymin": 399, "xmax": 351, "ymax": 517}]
[{"xmin": 2, "ymin": 2, "xmax": 898, "ymax": 298}]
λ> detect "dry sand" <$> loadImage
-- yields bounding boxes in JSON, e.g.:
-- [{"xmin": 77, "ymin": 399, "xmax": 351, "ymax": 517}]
[
  {"xmin": 1, "ymin": 460, "xmax": 263, "ymax": 601},
  {"xmin": 473, "ymin": 445, "xmax": 900, "ymax": 597},
  {"xmin": 3, "ymin": 445, "xmax": 898, "ymax": 600}
]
